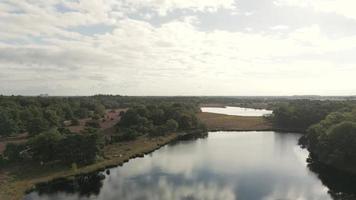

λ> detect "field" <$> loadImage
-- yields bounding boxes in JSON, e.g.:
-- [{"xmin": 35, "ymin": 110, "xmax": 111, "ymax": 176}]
[{"xmin": 197, "ymin": 112, "xmax": 272, "ymax": 131}]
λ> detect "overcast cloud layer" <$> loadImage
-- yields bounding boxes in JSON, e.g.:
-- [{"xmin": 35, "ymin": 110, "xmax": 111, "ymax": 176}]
[{"xmin": 1, "ymin": 0, "xmax": 356, "ymax": 96}]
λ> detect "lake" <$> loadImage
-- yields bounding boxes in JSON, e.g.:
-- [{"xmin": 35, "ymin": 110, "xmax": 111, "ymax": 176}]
[
  {"xmin": 201, "ymin": 106, "xmax": 272, "ymax": 116},
  {"xmin": 24, "ymin": 131, "xmax": 335, "ymax": 200}
]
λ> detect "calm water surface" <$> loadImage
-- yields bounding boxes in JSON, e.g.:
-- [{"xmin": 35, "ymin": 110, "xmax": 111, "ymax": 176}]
[
  {"xmin": 201, "ymin": 106, "xmax": 272, "ymax": 116},
  {"xmin": 24, "ymin": 131, "xmax": 334, "ymax": 200}
]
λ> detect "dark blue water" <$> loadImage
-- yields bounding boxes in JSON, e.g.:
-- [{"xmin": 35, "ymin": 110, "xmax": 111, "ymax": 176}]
[{"xmin": 24, "ymin": 131, "xmax": 337, "ymax": 200}]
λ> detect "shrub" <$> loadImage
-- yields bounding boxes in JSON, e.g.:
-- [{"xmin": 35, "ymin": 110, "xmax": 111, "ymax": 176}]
[
  {"xmin": 71, "ymin": 118, "xmax": 80, "ymax": 126},
  {"xmin": 85, "ymin": 120, "xmax": 101, "ymax": 128},
  {"xmin": 4, "ymin": 143, "xmax": 27, "ymax": 162}
]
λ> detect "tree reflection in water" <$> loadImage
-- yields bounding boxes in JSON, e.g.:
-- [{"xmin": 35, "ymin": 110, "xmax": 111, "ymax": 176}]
[
  {"xmin": 308, "ymin": 161, "xmax": 356, "ymax": 200},
  {"xmin": 32, "ymin": 172, "xmax": 105, "ymax": 198}
]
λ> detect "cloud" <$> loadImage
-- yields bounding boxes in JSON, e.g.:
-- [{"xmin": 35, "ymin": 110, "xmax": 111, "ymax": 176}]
[
  {"xmin": 0, "ymin": 0, "xmax": 356, "ymax": 95},
  {"xmin": 274, "ymin": 0, "xmax": 356, "ymax": 20},
  {"xmin": 270, "ymin": 25, "xmax": 289, "ymax": 30}
]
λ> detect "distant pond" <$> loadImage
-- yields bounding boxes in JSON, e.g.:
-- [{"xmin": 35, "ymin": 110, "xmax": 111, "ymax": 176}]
[
  {"xmin": 201, "ymin": 106, "xmax": 272, "ymax": 116},
  {"xmin": 24, "ymin": 131, "xmax": 356, "ymax": 200}
]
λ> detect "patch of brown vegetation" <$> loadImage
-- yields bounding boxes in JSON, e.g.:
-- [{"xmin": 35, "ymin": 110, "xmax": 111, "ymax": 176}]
[
  {"xmin": 197, "ymin": 112, "xmax": 272, "ymax": 131},
  {"xmin": 67, "ymin": 108, "xmax": 127, "ymax": 134}
]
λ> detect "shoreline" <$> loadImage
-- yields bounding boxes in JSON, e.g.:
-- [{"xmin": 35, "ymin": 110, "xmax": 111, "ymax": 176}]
[
  {"xmin": 0, "ymin": 133, "xmax": 190, "ymax": 200},
  {"xmin": 0, "ymin": 111, "xmax": 299, "ymax": 200}
]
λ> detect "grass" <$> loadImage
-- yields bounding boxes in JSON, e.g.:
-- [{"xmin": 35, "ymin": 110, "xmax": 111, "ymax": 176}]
[
  {"xmin": 0, "ymin": 134, "xmax": 179, "ymax": 200},
  {"xmin": 197, "ymin": 112, "xmax": 272, "ymax": 131}
]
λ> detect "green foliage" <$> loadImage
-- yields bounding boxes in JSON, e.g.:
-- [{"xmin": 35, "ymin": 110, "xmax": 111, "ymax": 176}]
[
  {"xmin": 71, "ymin": 118, "xmax": 80, "ymax": 126},
  {"xmin": 116, "ymin": 103, "xmax": 203, "ymax": 139},
  {"xmin": 4, "ymin": 127, "xmax": 103, "ymax": 165},
  {"xmin": 303, "ymin": 110, "xmax": 356, "ymax": 173},
  {"xmin": 56, "ymin": 133, "xmax": 102, "ymax": 165},
  {"xmin": 0, "ymin": 154, "xmax": 6, "ymax": 166},
  {"xmin": 271, "ymin": 100, "xmax": 348, "ymax": 132},
  {"xmin": 85, "ymin": 120, "xmax": 101, "ymax": 128},
  {"xmin": 27, "ymin": 117, "xmax": 50, "ymax": 136},
  {"xmin": 4, "ymin": 143, "xmax": 27, "ymax": 162},
  {"xmin": 0, "ymin": 110, "xmax": 19, "ymax": 136},
  {"xmin": 94, "ymin": 104, "xmax": 106, "ymax": 117},
  {"xmin": 44, "ymin": 109, "xmax": 60, "ymax": 126},
  {"xmin": 28, "ymin": 129, "xmax": 64, "ymax": 162},
  {"xmin": 111, "ymin": 128, "xmax": 139, "ymax": 142},
  {"xmin": 165, "ymin": 119, "xmax": 179, "ymax": 132},
  {"xmin": 0, "ymin": 96, "xmax": 111, "ymax": 137}
]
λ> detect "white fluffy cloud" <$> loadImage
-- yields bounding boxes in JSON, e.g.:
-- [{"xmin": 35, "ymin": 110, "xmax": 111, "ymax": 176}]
[{"xmin": 0, "ymin": 0, "xmax": 356, "ymax": 95}]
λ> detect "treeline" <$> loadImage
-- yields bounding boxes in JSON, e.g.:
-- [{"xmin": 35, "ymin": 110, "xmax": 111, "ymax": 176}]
[
  {"xmin": 271, "ymin": 100, "xmax": 356, "ymax": 174},
  {"xmin": 114, "ymin": 103, "xmax": 206, "ymax": 141},
  {"xmin": 0, "ymin": 96, "xmax": 107, "ymax": 137},
  {"xmin": 271, "ymin": 100, "xmax": 353, "ymax": 132},
  {"xmin": 0, "ymin": 96, "xmax": 206, "ymax": 168},
  {"xmin": 2, "ymin": 128, "xmax": 103, "ymax": 166},
  {"xmin": 302, "ymin": 110, "xmax": 356, "ymax": 174}
]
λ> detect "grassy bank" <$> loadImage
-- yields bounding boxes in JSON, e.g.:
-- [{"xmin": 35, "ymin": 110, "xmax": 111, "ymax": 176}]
[
  {"xmin": 197, "ymin": 112, "xmax": 272, "ymax": 131},
  {"xmin": 0, "ymin": 133, "xmax": 181, "ymax": 200}
]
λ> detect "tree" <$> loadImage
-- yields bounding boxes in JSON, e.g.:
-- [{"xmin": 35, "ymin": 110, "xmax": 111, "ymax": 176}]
[
  {"xmin": 27, "ymin": 117, "xmax": 49, "ymax": 136},
  {"xmin": 94, "ymin": 104, "xmax": 106, "ymax": 117},
  {"xmin": 28, "ymin": 129, "xmax": 63, "ymax": 162},
  {"xmin": 44, "ymin": 109, "xmax": 60, "ymax": 127},
  {"xmin": 165, "ymin": 119, "xmax": 178, "ymax": 132},
  {"xmin": 3, "ymin": 143, "xmax": 26, "ymax": 162},
  {"xmin": 315, "ymin": 122, "xmax": 356, "ymax": 169},
  {"xmin": 71, "ymin": 118, "xmax": 80, "ymax": 126},
  {"xmin": 0, "ymin": 110, "xmax": 19, "ymax": 136},
  {"xmin": 57, "ymin": 133, "xmax": 102, "ymax": 165},
  {"xmin": 85, "ymin": 120, "xmax": 101, "ymax": 128},
  {"xmin": 179, "ymin": 114, "xmax": 193, "ymax": 130}
]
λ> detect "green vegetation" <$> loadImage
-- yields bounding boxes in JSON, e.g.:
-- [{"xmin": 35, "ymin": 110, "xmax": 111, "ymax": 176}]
[
  {"xmin": 2, "ymin": 128, "xmax": 103, "ymax": 166},
  {"xmin": 302, "ymin": 110, "xmax": 356, "ymax": 174},
  {"xmin": 0, "ymin": 95, "xmax": 207, "ymax": 200},
  {"xmin": 271, "ymin": 100, "xmax": 356, "ymax": 174},
  {"xmin": 115, "ymin": 103, "xmax": 206, "ymax": 140},
  {"xmin": 0, "ymin": 96, "xmax": 108, "ymax": 137},
  {"xmin": 271, "ymin": 100, "xmax": 350, "ymax": 132}
]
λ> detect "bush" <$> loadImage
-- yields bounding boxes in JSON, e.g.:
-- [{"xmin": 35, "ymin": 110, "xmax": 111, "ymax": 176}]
[
  {"xmin": 4, "ymin": 143, "xmax": 27, "ymax": 162},
  {"xmin": 56, "ymin": 133, "xmax": 102, "ymax": 165},
  {"xmin": 0, "ymin": 154, "xmax": 7, "ymax": 166},
  {"xmin": 28, "ymin": 129, "xmax": 63, "ymax": 162},
  {"xmin": 112, "ymin": 129, "xmax": 139, "ymax": 142},
  {"xmin": 0, "ymin": 110, "xmax": 19, "ymax": 136},
  {"xmin": 85, "ymin": 120, "xmax": 101, "ymax": 128},
  {"xmin": 71, "ymin": 118, "xmax": 80, "ymax": 126}
]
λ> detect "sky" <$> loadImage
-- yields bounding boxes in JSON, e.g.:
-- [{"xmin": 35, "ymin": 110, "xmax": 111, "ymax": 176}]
[{"xmin": 1, "ymin": 0, "xmax": 356, "ymax": 96}]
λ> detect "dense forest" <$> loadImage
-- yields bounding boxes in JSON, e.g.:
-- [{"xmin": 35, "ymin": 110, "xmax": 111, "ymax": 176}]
[
  {"xmin": 271, "ymin": 100, "xmax": 353, "ymax": 132},
  {"xmin": 302, "ymin": 110, "xmax": 356, "ymax": 174},
  {"xmin": 271, "ymin": 100, "xmax": 356, "ymax": 174},
  {"xmin": 115, "ymin": 103, "xmax": 206, "ymax": 141},
  {"xmin": 0, "ymin": 95, "xmax": 206, "ymax": 167},
  {"xmin": 0, "ymin": 96, "xmax": 109, "ymax": 137}
]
